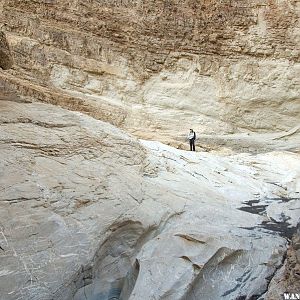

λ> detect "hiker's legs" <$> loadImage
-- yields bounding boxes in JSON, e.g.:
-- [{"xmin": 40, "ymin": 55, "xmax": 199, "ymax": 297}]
[{"xmin": 190, "ymin": 139, "xmax": 195, "ymax": 151}]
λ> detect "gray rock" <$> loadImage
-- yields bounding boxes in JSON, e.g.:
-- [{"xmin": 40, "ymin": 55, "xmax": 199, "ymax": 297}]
[{"xmin": 0, "ymin": 97, "xmax": 299, "ymax": 300}]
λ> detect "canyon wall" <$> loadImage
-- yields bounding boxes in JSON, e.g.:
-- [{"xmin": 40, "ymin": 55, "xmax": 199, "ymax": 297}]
[
  {"xmin": 1, "ymin": 2, "xmax": 300, "ymax": 299},
  {"xmin": 1, "ymin": 0, "xmax": 299, "ymax": 149}
]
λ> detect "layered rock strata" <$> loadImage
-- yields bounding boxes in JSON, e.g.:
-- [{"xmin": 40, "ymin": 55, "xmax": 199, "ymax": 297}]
[
  {"xmin": 0, "ymin": 0, "xmax": 299, "ymax": 150},
  {"xmin": 1, "ymin": 1, "xmax": 299, "ymax": 299}
]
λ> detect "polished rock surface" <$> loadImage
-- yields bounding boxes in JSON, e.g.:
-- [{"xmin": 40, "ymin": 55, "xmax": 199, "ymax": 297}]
[{"xmin": 1, "ymin": 94, "xmax": 299, "ymax": 300}]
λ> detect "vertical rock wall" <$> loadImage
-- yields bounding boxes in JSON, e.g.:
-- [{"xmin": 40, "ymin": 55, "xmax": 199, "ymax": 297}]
[{"xmin": 1, "ymin": 0, "xmax": 299, "ymax": 146}]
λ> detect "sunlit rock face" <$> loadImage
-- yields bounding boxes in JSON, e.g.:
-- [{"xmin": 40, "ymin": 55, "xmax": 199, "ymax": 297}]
[
  {"xmin": 0, "ymin": 93, "xmax": 299, "ymax": 300},
  {"xmin": 1, "ymin": 0, "xmax": 300, "ymax": 150}
]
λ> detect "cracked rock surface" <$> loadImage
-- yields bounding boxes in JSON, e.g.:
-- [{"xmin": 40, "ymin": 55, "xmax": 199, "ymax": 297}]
[{"xmin": 1, "ymin": 93, "xmax": 299, "ymax": 300}]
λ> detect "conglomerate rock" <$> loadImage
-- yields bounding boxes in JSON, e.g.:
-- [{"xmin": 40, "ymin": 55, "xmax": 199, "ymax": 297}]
[
  {"xmin": 0, "ymin": 93, "xmax": 299, "ymax": 300},
  {"xmin": 0, "ymin": 0, "xmax": 299, "ymax": 150}
]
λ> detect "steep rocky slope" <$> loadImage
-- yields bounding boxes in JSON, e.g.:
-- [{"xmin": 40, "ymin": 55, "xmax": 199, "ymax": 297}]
[
  {"xmin": 1, "ymin": 0, "xmax": 300, "ymax": 150},
  {"xmin": 0, "ymin": 92, "xmax": 299, "ymax": 300}
]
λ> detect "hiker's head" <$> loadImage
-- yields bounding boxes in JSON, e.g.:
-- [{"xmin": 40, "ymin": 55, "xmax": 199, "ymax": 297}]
[{"xmin": 190, "ymin": 129, "xmax": 193, "ymax": 132}]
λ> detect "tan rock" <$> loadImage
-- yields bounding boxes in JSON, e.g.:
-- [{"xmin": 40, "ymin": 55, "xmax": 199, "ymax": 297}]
[
  {"xmin": 0, "ymin": 0, "xmax": 299, "ymax": 151},
  {"xmin": 0, "ymin": 1, "xmax": 299, "ymax": 299},
  {"xmin": 0, "ymin": 31, "xmax": 13, "ymax": 69}
]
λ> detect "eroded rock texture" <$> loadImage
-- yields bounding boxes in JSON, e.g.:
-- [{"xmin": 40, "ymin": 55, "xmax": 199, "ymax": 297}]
[
  {"xmin": 0, "ymin": 92, "xmax": 299, "ymax": 300},
  {"xmin": 266, "ymin": 231, "xmax": 300, "ymax": 299},
  {"xmin": 0, "ymin": 31, "xmax": 13, "ymax": 69},
  {"xmin": 1, "ymin": 0, "xmax": 299, "ymax": 150},
  {"xmin": 0, "ymin": 1, "xmax": 299, "ymax": 299}
]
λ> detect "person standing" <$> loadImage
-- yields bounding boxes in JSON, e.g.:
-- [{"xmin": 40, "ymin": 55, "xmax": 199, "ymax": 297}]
[{"xmin": 188, "ymin": 129, "xmax": 196, "ymax": 151}]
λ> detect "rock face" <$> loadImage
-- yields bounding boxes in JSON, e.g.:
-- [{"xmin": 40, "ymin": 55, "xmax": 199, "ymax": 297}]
[
  {"xmin": 1, "ymin": 93, "xmax": 299, "ymax": 300},
  {"xmin": 1, "ymin": 0, "xmax": 300, "ymax": 150},
  {"xmin": 0, "ymin": 1, "xmax": 299, "ymax": 299},
  {"xmin": 265, "ymin": 231, "xmax": 300, "ymax": 300},
  {"xmin": 0, "ymin": 31, "xmax": 13, "ymax": 69}
]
